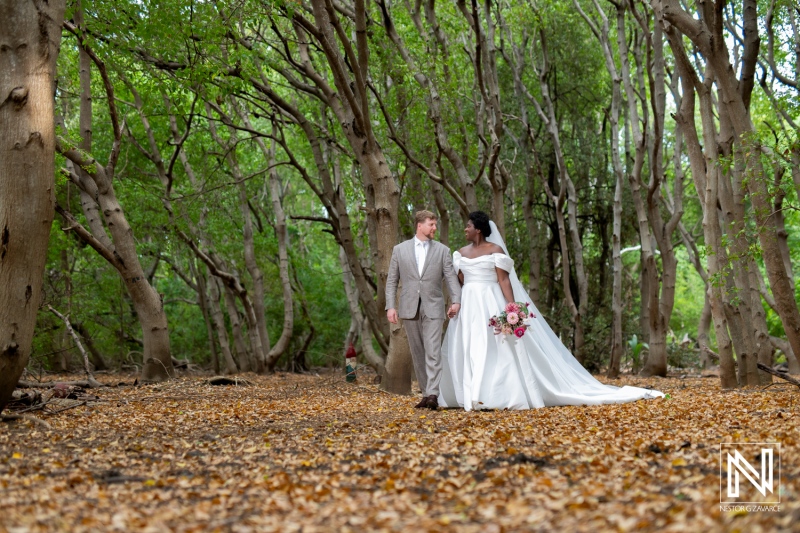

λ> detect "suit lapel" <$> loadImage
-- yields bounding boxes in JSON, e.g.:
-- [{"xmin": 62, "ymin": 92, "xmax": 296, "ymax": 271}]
[{"xmin": 405, "ymin": 239, "xmax": 420, "ymax": 279}]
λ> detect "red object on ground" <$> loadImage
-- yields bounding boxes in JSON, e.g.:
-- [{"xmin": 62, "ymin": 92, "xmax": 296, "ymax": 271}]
[{"xmin": 345, "ymin": 344, "xmax": 357, "ymax": 359}]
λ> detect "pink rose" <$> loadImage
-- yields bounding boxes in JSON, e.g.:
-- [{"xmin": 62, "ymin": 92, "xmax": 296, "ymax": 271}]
[
  {"xmin": 506, "ymin": 312, "xmax": 519, "ymax": 325},
  {"xmin": 514, "ymin": 327, "xmax": 526, "ymax": 338},
  {"xmin": 505, "ymin": 302, "xmax": 520, "ymax": 314}
]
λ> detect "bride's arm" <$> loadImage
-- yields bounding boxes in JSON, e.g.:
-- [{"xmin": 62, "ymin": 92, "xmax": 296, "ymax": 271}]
[{"xmin": 496, "ymin": 268, "xmax": 515, "ymax": 304}]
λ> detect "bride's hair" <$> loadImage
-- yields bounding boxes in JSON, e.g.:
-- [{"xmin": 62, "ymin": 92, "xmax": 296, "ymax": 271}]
[{"xmin": 468, "ymin": 211, "xmax": 492, "ymax": 237}]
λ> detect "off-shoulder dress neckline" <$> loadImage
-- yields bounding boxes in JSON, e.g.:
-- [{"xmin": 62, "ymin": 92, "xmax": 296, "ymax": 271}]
[{"xmin": 455, "ymin": 251, "xmax": 506, "ymax": 261}]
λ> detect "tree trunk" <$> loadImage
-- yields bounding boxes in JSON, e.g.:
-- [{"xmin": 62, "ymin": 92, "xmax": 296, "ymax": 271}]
[
  {"xmin": 205, "ymin": 106, "xmax": 268, "ymax": 373},
  {"xmin": 304, "ymin": 0, "xmax": 407, "ymax": 391},
  {"xmin": 665, "ymin": 24, "xmax": 739, "ymax": 388},
  {"xmin": 208, "ymin": 276, "xmax": 238, "ymax": 375},
  {"xmin": 697, "ymin": 290, "xmax": 713, "ymax": 368},
  {"xmin": 238, "ymin": 114, "xmax": 294, "ymax": 371},
  {"xmin": 264, "ymin": 141, "xmax": 294, "ymax": 370},
  {"xmin": 237, "ymin": 170, "xmax": 269, "ymax": 373},
  {"xmin": 73, "ymin": 322, "xmax": 108, "ymax": 372},
  {"xmin": 383, "ymin": 320, "xmax": 414, "ymax": 395},
  {"xmin": 192, "ymin": 261, "xmax": 220, "ymax": 374},
  {"xmin": 659, "ymin": 0, "xmax": 800, "ymax": 385},
  {"xmin": 223, "ymin": 284, "xmax": 251, "ymax": 373},
  {"xmin": 339, "ymin": 248, "xmax": 385, "ymax": 374},
  {"xmin": 0, "ymin": 0, "xmax": 66, "ymax": 412},
  {"xmin": 57, "ymin": 9, "xmax": 173, "ymax": 383}
]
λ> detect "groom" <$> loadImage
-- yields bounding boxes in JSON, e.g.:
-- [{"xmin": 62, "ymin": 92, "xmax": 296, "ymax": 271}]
[{"xmin": 385, "ymin": 210, "xmax": 461, "ymax": 410}]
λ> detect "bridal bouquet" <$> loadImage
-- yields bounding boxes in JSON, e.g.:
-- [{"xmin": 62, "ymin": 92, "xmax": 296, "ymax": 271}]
[{"xmin": 489, "ymin": 302, "xmax": 535, "ymax": 338}]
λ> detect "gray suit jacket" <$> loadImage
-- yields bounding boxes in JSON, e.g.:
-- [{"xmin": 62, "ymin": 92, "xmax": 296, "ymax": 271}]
[{"xmin": 385, "ymin": 239, "xmax": 461, "ymax": 320}]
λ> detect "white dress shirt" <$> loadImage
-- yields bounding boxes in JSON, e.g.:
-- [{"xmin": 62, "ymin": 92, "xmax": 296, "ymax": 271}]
[{"xmin": 414, "ymin": 236, "xmax": 429, "ymax": 277}]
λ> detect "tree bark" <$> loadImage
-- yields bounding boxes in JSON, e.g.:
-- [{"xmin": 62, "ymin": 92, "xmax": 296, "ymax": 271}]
[
  {"xmin": 659, "ymin": 0, "xmax": 800, "ymax": 383},
  {"xmin": 235, "ymin": 110, "xmax": 294, "ymax": 371},
  {"xmin": 73, "ymin": 322, "xmax": 108, "ymax": 371},
  {"xmin": 666, "ymin": 23, "xmax": 738, "ymax": 387},
  {"xmin": 47, "ymin": 306, "xmax": 101, "ymax": 387},
  {"xmin": 208, "ymin": 276, "xmax": 238, "ymax": 375},
  {"xmin": 222, "ymin": 281, "xmax": 252, "ymax": 373},
  {"xmin": 204, "ymin": 104, "xmax": 269, "ymax": 373},
  {"xmin": 191, "ymin": 260, "xmax": 220, "ymax": 374},
  {"xmin": 298, "ymin": 0, "xmax": 407, "ymax": 392},
  {"xmin": 58, "ymin": 12, "xmax": 173, "ymax": 383},
  {"xmin": 0, "ymin": 0, "xmax": 66, "ymax": 412}
]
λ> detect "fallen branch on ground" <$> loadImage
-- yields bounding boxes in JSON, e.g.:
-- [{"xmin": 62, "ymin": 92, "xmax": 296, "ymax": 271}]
[
  {"xmin": 757, "ymin": 363, "xmax": 800, "ymax": 388},
  {"xmin": 1, "ymin": 414, "xmax": 52, "ymax": 430},
  {"xmin": 17, "ymin": 380, "xmax": 104, "ymax": 389}
]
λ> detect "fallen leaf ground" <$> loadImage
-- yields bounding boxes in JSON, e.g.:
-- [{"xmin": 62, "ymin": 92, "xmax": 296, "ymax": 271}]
[{"xmin": 1, "ymin": 370, "xmax": 798, "ymax": 532}]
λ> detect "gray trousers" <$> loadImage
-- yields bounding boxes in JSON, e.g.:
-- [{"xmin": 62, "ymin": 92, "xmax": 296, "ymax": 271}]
[{"xmin": 403, "ymin": 300, "xmax": 445, "ymax": 397}]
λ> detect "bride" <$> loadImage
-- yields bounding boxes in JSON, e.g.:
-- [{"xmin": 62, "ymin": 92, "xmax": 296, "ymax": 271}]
[{"xmin": 438, "ymin": 211, "xmax": 664, "ymax": 411}]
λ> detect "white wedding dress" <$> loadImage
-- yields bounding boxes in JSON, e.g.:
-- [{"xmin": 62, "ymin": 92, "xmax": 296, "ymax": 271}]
[{"xmin": 438, "ymin": 224, "xmax": 664, "ymax": 411}]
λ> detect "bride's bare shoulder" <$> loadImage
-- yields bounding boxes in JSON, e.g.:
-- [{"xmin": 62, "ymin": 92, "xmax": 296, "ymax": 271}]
[{"xmin": 488, "ymin": 243, "xmax": 505, "ymax": 255}]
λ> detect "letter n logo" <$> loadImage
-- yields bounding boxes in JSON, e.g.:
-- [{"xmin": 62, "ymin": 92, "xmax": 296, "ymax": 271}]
[{"xmin": 720, "ymin": 443, "xmax": 780, "ymax": 504}]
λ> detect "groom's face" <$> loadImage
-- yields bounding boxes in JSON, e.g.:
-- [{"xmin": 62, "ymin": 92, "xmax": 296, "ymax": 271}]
[{"xmin": 417, "ymin": 218, "xmax": 437, "ymax": 240}]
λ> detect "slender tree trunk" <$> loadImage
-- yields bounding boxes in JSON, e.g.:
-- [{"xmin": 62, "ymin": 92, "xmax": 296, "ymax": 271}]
[
  {"xmin": 339, "ymin": 247, "xmax": 385, "ymax": 374},
  {"xmin": 73, "ymin": 322, "xmax": 108, "ymax": 371},
  {"xmin": 58, "ymin": 8, "xmax": 173, "ymax": 383},
  {"xmin": 223, "ymin": 284, "xmax": 251, "ymax": 373},
  {"xmin": 192, "ymin": 261, "xmax": 220, "ymax": 374},
  {"xmin": 748, "ymin": 264, "xmax": 775, "ymax": 384},
  {"xmin": 530, "ymin": 50, "xmax": 588, "ymax": 361},
  {"xmin": 574, "ymin": 0, "xmax": 626, "ymax": 377},
  {"xmin": 432, "ymin": 181, "xmax": 450, "ymax": 247},
  {"xmin": 666, "ymin": 24, "xmax": 738, "ymax": 387},
  {"xmin": 659, "ymin": 0, "xmax": 800, "ymax": 384},
  {"xmin": 304, "ymin": 0, "xmax": 407, "ymax": 391},
  {"xmin": 772, "ymin": 167, "xmax": 795, "ymax": 292},
  {"xmin": 205, "ymin": 106, "xmax": 268, "ymax": 372},
  {"xmin": 264, "ymin": 142, "xmax": 294, "ymax": 370},
  {"xmin": 208, "ymin": 276, "xmax": 238, "ymax": 375},
  {"xmin": 609, "ymin": 149, "xmax": 624, "ymax": 378},
  {"xmin": 237, "ymin": 169, "xmax": 269, "ymax": 373},
  {"xmin": 522, "ymin": 173, "xmax": 541, "ymax": 307},
  {"xmin": 697, "ymin": 290, "xmax": 713, "ymax": 368},
  {"xmin": 237, "ymin": 112, "xmax": 294, "ymax": 371},
  {"xmin": 0, "ymin": 0, "xmax": 66, "ymax": 411},
  {"xmin": 59, "ymin": 248, "xmax": 73, "ymax": 371}
]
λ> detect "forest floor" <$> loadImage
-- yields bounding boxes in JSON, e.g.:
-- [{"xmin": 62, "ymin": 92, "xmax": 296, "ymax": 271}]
[{"xmin": 1, "ymin": 368, "xmax": 798, "ymax": 532}]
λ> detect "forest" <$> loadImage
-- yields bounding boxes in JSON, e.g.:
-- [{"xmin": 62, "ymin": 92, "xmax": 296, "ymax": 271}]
[
  {"xmin": 1, "ymin": 0, "xmax": 799, "ymax": 530},
  {"xmin": 2, "ymin": 0, "xmax": 800, "ymax": 390}
]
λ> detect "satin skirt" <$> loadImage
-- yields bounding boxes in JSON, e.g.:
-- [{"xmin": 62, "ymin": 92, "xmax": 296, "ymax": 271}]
[{"xmin": 438, "ymin": 280, "xmax": 664, "ymax": 411}]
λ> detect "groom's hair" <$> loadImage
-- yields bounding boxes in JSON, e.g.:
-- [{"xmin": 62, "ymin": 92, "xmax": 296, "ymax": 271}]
[{"xmin": 415, "ymin": 210, "xmax": 437, "ymax": 227}]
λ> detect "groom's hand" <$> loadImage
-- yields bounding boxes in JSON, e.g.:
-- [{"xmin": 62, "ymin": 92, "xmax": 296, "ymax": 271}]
[
  {"xmin": 387, "ymin": 308, "xmax": 398, "ymax": 324},
  {"xmin": 447, "ymin": 303, "xmax": 460, "ymax": 318}
]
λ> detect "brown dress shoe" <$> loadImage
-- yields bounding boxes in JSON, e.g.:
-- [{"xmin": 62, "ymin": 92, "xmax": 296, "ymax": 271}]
[
  {"xmin": 414, "ymin": 396, "xmax": 430, "ymax": 408},
  {"xmin": 425, "ymin": 395, "xmax": 439, "ymax": 410}
]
